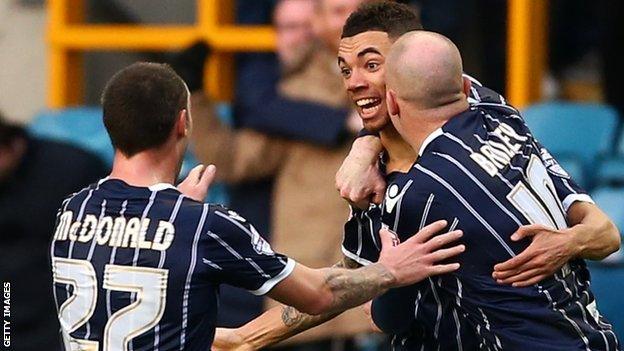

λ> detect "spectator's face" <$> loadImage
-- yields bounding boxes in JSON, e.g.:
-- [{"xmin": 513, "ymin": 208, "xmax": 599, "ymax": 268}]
[
  {"xmin": 338, "ymin": 31, "xmax": 392, "ymax": 132},
  {"xmin": 314, "ymin": 0, "xmax": 364, "ymax": 52},
  {"xmin": 274, "ymin": 0, "xmax": 315, "ymax": 69}
]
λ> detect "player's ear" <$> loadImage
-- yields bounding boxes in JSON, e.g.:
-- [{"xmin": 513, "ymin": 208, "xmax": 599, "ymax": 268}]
[
  {"xmin": 386, "ymin": 89, "xmax": 400, "ymax": 117},
  {"xmin": 462, "ymin": 76, "xmax": 472, "ymax": 97},
  {"xmin": 176, "ymin": 109, "xmax": 189, "ymax": 137}
]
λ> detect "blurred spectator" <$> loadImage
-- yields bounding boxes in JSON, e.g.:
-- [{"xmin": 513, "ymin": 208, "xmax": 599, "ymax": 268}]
[
  {"xmin": 0, "ymin": 112, "xmax": 106, "ymax": 351},
  {"xmin": 203, "ymin": 0, "xmax": 363, "ymax": 330},
  {"xmin": 191, "ymin": 0, "xmax": 371, "ymax": 349}
]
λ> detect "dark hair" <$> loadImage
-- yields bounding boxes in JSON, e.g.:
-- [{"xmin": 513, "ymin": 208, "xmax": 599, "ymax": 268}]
[
  {"xmin": 101, "ymin": 62, "xmax": 188, "ymax": 157},
  {"xmin": 0, "ymin": 111, "xmax": 26, "ymax": 147},
  {"xmin": 341, "ymin": 1, "xmax": 423, "ymax": 39}
]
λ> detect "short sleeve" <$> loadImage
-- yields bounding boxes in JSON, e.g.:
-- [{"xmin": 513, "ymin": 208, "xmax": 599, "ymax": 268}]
[
  {"xmin": 342, "ymin": 205, "xmax": 383, "ymax": 266},
  {"xmin": 535, "ymin": 142, "xmax": 594, "ymax": 212},
  {"xmin": 202, "ymin": 206, "xmax": 295, "ymax": 295}
]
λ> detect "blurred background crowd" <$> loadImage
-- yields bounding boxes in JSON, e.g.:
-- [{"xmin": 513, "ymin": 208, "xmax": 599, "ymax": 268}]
[{"xmin": 1, "ymin": 0, "xmax": 623, "ymax": 350}]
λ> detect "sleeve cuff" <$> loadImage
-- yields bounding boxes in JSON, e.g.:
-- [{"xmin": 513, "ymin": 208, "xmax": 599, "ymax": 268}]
[
  {"xmin": 249, "ymin": 258, "xmax": 296, "ymax": 296},
  {"xmin": 341, "ymin": 246, "xmax": 374, "ymax": 266},
  {"xmin": 562, "ymin": 193, "xmax": 594, "ymax": 212}
]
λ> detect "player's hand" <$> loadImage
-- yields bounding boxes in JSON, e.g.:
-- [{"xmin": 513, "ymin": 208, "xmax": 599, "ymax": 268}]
[
  {"xmin": 492, "ymin": 224, "xmax": 579, "ymax": 287},
  {"xmin": 377, "ymin": 220, "xmax": 464, "ymax": 287},
  {"xmin": 335, "ymin": 136, "xmax": 386, "ymax": 209},
  {"xmin": 178, "ymin": 164, "xmax": 216, "ymax": 202},
  {"xmin": 211, "ymin": 327, "xmax": 253, "ymax": 351}
]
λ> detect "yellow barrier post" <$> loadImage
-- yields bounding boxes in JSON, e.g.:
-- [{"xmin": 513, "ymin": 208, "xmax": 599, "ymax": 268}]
[
  {"xmin": 47, "ymin": 0, "xmax": 276, "ymax": 107},
  {"xmin": 507, "ymin": 0, "xmax": 548, "ymax": 108}
]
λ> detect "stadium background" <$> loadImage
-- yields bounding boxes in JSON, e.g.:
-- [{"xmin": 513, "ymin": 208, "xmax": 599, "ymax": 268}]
[{"xmin": 0, "ymin": 0, "xmax": 623, "ymax": 350}]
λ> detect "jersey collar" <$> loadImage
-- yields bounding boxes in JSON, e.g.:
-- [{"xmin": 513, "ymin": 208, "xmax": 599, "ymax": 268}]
[{"xmin": 418, "ymin": 128, "xmax": 444, "ymax": 157}]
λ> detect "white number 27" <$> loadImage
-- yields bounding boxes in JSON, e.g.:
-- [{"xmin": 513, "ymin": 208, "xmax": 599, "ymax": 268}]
[
  {"xmin": 52, "ymin": 258, "xmax": 168, "ymax": 351},
  {"xmin": 507, "ymin": 154, "xmax": 567, "ymax": 229}
]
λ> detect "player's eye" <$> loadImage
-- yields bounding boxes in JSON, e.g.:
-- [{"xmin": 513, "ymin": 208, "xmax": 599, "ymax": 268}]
[
  {"xmin": 366, "ymin": 62, "xmax": 380, "ymax": 71},
  {"xmin": 340, "ymin": 67, "xmax": 351, "ymax": 78}
]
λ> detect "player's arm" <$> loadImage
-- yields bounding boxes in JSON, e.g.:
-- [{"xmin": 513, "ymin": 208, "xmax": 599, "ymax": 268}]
[
  {"xmin": 335, "ymin": 135, "xmax": 385, "ymax": 209},
  {"xmin": 493, "ymin": 142, "xmax": 621, "ymax": 287},
  {"xmin": 493, "ymin": 201, "xmax": 620, "ymax": 287},
  {"xmin": 211, "ymin": 222, "xmax": 464, "ymax": 351},
  {"xmin": 211, "ymin": 255, "xmax": 360, "ymax": 351}
]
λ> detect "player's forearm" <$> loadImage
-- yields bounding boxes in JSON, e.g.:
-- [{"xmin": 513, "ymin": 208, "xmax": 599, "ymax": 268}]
[
  {"xmin": 234, "ymin": 256, "xmax": 362, "ymax": 349},
  {"xmin": 567, "ymin": 202, "xmax": 621, "ymax": 260},
  {"xmin": 315, "ymin": 262, "xmax": 394, "ymax": 315}
]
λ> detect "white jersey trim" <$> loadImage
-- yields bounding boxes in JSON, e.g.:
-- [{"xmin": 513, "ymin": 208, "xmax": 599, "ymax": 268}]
[
  {"xmin": 562, "ymin": 194, "xmax": 594, "ymax": 212},
  {"xmin": 249, "ymin": 258, "xmax": 296, "ymax": 296},
  {"xmin": 341, "ymin": 245, "xmax": 374, "ymax": 266}
]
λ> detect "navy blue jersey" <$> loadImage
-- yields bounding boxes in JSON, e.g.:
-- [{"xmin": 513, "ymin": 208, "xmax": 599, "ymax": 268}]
[
  {"xmin": 49, "ymin": 179, "xmax": 294, "ymax": 351},
  {"xmin": 345, "ymin": 104, "xmax": 618, "ymax": 350}
]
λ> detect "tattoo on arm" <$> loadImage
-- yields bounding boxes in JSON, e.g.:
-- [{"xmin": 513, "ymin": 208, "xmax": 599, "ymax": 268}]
[
  {"xmin": 278, "ymin": 256, "xmax": 362, "ymax": 331},
  {"xmin": 322, "ymin": 263, "xmax": 394, "ymax": 313}
]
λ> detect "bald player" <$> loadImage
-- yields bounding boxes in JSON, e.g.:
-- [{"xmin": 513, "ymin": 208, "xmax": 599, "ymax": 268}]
[{"xmin": 369, "ymin": 31, "xmax": 619, "ymax": 350}]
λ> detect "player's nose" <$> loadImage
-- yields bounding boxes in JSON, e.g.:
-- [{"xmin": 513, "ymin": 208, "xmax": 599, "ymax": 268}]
[{"xmin": 347, "ymin": 70, "xmax": 368, "ymax": 92}]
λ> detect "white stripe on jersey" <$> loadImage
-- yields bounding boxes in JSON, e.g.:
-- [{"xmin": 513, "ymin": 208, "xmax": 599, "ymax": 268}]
[
  {"xmin": 180, "ymin": 204, "xmax": 209, "ymax": 350},
  {"xmin": 416, "ymin": 164, "xmax": 516, "ymax": 257},
  {"xmin": 364, "ymin": 210, "xmax": 380, "ymax": 250},
  {"xmin": 68, "ymin": 185, "xmax": 97, "ymax": 259},
  {"xmin": 128, "ymin": 190, "xmax": 159, "ymax": 351},
  {"xmin": 418, "ymin": 194, "xmax": 435, "ymax": 232},
  {"xmin": 107, "ymin": 200, "xmax": 127, "ymax": 318},
  {"xmin": 432, "ymin": 152, "xmax": 523, "ymax": 227},
  {"xmin": 154, "ymin": 194, "xmax": 184, "ymax": 351},
  {"xmin": 452, "ymin": 308, "xmax": 463, "ymax": 351},
  {"xmin": 202, "ymin": 258, "xmax": 223, "ymax": 270},
  {"xmin": 215, "ymin": 211, "xmax": 258, "ymax": 240},
  {"xmin": 51, "ymin": 197, "xmax": 72, "ymax": 316},
  {"xmin": 206, "ymin": 231, "xmax": 269, "ymax": 278},
  {"xmin": 442, "ymin": 132, "xmax": 515, "ymax": 189},
  {"xmin": 84, "ymin": 199, "xmax": 107, "ymax": 340}
]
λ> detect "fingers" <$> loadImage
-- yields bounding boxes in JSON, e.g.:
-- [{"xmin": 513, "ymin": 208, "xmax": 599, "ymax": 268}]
[
  {"xmin": 508, "ymin": 273, "xmax": 550, "ymax": 287},
  {"xmin": 186, "ymin": 164, "xmax": 205, "ymax": 184},
  {"xmin": 379, "ymin": 227, "xmax": 400, "ymax": 249},
  {"xmin": 510, "ymin": 223, "xmax": 549, "ymax": 241},
  {"xmin": 495, "ymin": 267, "xmax": 546, "ymax": 286},
  {"xmin": 199, "ymin": 164, "xmax": 217, "ymax": 189},
  {"xmin": 493, "ymin": 249, "xmax": 535, "ymax": 273},
  {"xmin": 427, "ymin": 244, "xmax": 465, "ymax": 262},
  {"xmin": 430, "ymin": 262, "xmax": 461, "ymax": 276},
  {"xmin": 408, "ymin": 220, "xmax": 448, "ymax": 244},
  {"xmin": 422, "ymin": 230, "xmax": 463, "ymax": 251}
]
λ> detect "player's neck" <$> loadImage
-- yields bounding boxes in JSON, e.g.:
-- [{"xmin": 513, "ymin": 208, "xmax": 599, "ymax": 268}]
[
  {"xmin": 380, "ymin": 124, "xmax": 416, "ymax": 173},
  {"xmin": 407, "ymin": 98, "xmax": 469, "ymax": 155},
  {"xmin": 109, "ymin": 146, "xmax": 181, "ymax": 188}
]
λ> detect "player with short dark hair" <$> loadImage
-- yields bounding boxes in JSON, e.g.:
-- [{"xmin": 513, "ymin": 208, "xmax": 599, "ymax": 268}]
[
  {"xmin": 49, "ymin": 61, "xmax": 466, "ymax": 351},
  {"xmin": 211, "ymin": 2, "xmax": 620, "ymax": 350},
  {"xmin": 340, "ymin": 1, "xmax": 422, "ymax": 39}
]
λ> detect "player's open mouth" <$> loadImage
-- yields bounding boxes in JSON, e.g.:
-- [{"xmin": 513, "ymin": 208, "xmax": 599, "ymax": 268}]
[{"xmin": 356, "ymin": 97, "xmax": 382, "ymax": 116}]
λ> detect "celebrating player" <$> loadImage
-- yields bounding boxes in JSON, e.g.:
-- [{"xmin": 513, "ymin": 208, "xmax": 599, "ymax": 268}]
[
  {"xmin": 48, "ymin": 62, "xmax": 467, "ymax": 351},
  {"xmin": 212, "ymin": 2, "xmax": 620, "ymax": 350}
]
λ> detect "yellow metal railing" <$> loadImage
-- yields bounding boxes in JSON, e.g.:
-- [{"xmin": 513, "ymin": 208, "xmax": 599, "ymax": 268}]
[
  {"xmin": 48, "ymin": 0, "xmax": 546, "ymax": 109},
  {"xmin": 507, "ymin": 0, "xmax": 548, "ymax": 108},
  {"xmin": 46, "ymin": 0, "xmax": 275, "ymax": 107}
]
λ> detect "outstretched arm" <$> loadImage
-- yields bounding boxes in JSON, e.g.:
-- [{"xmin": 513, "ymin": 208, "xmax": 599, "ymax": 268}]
[
  {"xmin": 212, "ymin": 221, "xmax": 464, "ymax": 350},
  {"xmin": 212, "ymin": 256, "xmax": 360, "ymax": 351}
]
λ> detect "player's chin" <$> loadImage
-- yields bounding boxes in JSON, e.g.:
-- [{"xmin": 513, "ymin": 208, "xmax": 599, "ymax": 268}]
[{"xmin": 362, "ymin": 116, "xmax": 388, "ymax": 133}]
